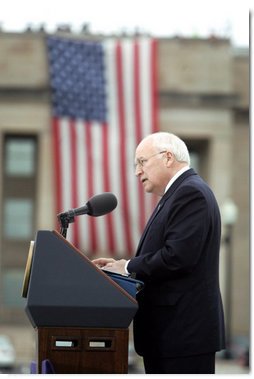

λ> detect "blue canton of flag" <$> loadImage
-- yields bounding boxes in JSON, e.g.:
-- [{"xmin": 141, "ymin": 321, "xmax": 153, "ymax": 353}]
[{"xmin": 47, "ymin": 37, "xmax": 107, "ymax": 122}]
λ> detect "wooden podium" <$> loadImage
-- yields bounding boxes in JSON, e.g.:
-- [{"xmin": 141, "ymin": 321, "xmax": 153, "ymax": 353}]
[
  {"xmin": 37, "ymin": 327, "xmax": 128, "ymax": 374},
  {"xmin": 22, "ymin": 231, "xmax": 139, "ymax": 374}
]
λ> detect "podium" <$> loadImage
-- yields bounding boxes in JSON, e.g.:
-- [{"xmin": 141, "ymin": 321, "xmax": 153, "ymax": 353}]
[{"xmin": 22, "ymin": 230, "xmax": 140, "ymax": 373}]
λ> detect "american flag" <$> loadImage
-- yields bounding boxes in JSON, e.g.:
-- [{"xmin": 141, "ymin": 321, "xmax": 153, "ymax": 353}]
[{"xmin": 47, "ymin": 35, "xmax": 158, "ymax": 257}]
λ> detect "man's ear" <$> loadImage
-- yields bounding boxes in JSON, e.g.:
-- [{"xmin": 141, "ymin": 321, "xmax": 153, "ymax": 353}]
[{"xmin": 165, "ymin": 151, "xmax": 174, "ymax": 167}]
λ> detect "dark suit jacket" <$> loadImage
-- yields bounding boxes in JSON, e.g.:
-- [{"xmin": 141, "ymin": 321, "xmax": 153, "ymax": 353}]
[{"xmin": 128, "ymin": 168, "xmax": 225, "ymax": 358}]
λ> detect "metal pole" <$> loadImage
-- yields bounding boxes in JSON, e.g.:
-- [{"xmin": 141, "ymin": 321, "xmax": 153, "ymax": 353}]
[{"xmin": 223, "ymin": 224, "xmax": 233, "ymax": 359}]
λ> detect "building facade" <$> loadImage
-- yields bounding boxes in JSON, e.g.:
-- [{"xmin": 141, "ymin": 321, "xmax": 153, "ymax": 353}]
[{"xmin": 0, "ymin": 31, "xmax": 249, "ymax": 362}]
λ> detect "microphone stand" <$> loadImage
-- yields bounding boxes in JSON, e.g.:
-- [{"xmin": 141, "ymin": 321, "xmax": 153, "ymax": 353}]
[{"xmin": 57, "ymin": 212, "xmax": 75, "ymax": 238}]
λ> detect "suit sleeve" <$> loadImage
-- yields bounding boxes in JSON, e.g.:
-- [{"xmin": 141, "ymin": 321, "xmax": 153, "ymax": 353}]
[{"xmin": 127, "ymin": 185, "xmax": 211, "ymax": 281}]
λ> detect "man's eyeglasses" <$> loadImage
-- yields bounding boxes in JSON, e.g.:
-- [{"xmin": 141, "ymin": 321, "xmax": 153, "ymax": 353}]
[{"xmin": 134, "ymin": 151, "xmax": 167, "ymax": 169}]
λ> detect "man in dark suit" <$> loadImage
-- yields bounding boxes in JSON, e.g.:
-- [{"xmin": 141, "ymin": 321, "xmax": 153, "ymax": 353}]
[{"xmin": 93, "ymin": 132, "xmax": 225, "ymax": 374}]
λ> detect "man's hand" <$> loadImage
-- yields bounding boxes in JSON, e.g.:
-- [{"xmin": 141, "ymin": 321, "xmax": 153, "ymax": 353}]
[
  {"xmin": 92, "ymin": 258, "xmax": 127, "ymax": 275},
  {"xmin": 92, "ymin": 258, "xmax": 116, "ymax": 268}
]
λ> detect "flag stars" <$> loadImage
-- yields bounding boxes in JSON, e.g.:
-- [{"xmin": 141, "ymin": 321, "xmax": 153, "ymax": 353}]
[{"xmin": 48, "ymin": 36, "xmax": 107, "ymax": 122}]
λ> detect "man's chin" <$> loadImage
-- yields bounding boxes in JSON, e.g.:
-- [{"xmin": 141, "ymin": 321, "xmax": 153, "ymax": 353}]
[{"xmin": 143, "ymin": 183, "xmax": 152, "ymax": 193}]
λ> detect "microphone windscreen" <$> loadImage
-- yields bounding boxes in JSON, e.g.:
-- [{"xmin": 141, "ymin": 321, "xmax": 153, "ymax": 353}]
[{"xmin": 87, "ymin": 192, "xmax": 118, "ymax": 216}]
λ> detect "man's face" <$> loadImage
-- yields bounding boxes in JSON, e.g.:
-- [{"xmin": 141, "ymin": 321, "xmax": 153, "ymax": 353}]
[{"xmin": 134, "ymin": 140, "xmax": 170, "ymax": 196}]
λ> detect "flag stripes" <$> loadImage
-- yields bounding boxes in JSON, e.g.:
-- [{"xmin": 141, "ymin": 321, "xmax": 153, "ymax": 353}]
[{"xmin": 49, "ymin": 36, "xmax": 159, "ymax": 257}]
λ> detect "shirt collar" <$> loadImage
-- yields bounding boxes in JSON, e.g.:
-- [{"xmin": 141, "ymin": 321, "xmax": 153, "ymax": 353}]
[{"xmin": 164, "ymin": 166, "xmax": 190, "ymax": 194}]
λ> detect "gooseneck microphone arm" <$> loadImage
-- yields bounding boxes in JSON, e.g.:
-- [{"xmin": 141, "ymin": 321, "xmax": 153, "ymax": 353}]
[{"xmin": 57, "ymin": 192, "xmax": 118, "ymax": 238}]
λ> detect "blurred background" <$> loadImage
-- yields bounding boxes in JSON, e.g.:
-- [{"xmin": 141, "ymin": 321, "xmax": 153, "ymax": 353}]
[{"xmin": 0, "ymin": 0, "xmax": 250, "ymax": 374}]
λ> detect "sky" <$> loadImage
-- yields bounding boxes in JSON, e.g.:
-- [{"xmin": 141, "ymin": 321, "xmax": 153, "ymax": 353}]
[{"xmin": 0, "ymin": 0, "xmax": 251, "ymax": 48}]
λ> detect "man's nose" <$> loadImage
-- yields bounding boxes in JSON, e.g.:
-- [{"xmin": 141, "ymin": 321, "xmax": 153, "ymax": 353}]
[{"xmin": 135, "ymin": 165, "xmax": 143, "ymax": 176}]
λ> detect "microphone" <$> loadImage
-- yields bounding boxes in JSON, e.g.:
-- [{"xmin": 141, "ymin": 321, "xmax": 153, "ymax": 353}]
[{"xmin": 58, "ymin": 192, "xmax": 118, "ymax": 221}]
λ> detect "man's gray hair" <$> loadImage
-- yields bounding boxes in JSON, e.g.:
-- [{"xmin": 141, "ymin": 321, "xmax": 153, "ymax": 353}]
[{"xmin": 147, "ymin": 132, "xmax": 190, "ymax": 165}]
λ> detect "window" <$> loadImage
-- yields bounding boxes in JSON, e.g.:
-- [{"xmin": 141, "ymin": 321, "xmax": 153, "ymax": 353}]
[
  {"xmin": 5, "ymin": 138, "xmax": 35, "ymax": 176},
  {"xmin": 189, "ymin": 151, "xmax": 200, "ymax": 173},
  {"xmin": 2, "ymin": 269, "xmax": 26, "ymax": 308},
  {"xmin": 1, "ymin": 135, "xmax": 38, "ymax": 316},
  {"xmin": 185, "ymin": 138, "xmax": 209, "ymax": 181},
  {"xmin": 4, "ymin": 198, "xmax": 33, "ymax": 239},
  {"xmin": 2, "ymin": 135, "xmax": 37, "ymax": 241}
]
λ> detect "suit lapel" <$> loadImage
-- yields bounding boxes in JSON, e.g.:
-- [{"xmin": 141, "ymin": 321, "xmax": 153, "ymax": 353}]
[{"xmin": 135, "ymin": 169, "xmax": 197, "ymax": 255}]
